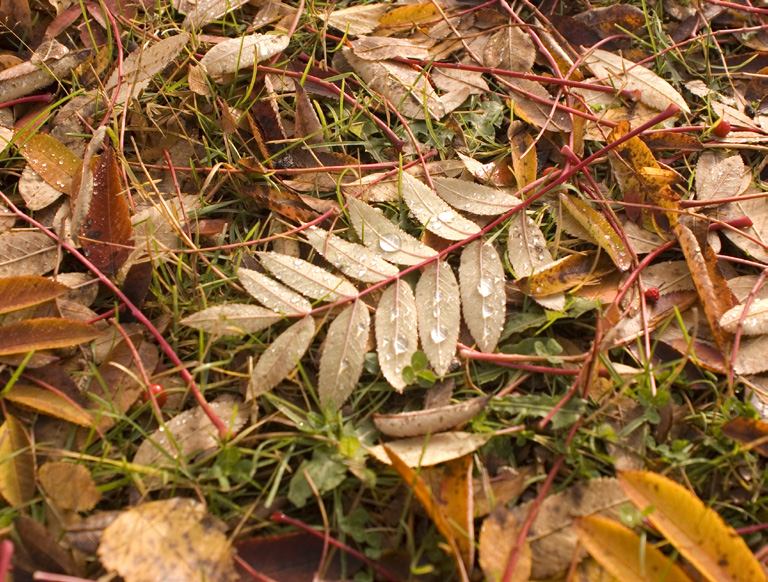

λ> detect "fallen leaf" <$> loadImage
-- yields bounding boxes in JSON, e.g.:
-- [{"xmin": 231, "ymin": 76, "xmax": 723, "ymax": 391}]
[
  {"xmin": 0, "ymin": 414, "xmax": 34, "ymax": 507},
  {"xmin": 416, "ymin": 260, "xmax": 461, "ymax": 376},
  {"xmin": 98, "ymin": 498, "xmax": 237, "ymax": 582},
  {"xmin": 38, "ymin": 461, "xmax": 100, "ymax": 511},
  {"xmin": 619, "ymin": 470, "xmax": 767, "ymax": 582},
  {"xmin": 369, "ymin": 432, "xmax": 491, "ymax": 467},
  {"xmin": 0, "ymin": 231, "xmax": 59, "ymax": 277},
  {"xmin": 18, "ymin": 132, "xmax": 81, "ymax": 194},
  {"xmin": 0, "ymin": 318, "xmax": 100, "ymax": 355},
  {"xmin": 373, "ymin": 396, "xmax": 489, "ymax": 438},
  {"xmin": 325, "ymin": 3, "xmax": 388, "ymax": 36},
  {"xmin": 0, "ymin": 275, "xmax": 68, "ymax": 315},
  {"xmin": 375, "ymin": 279, "xmax": 418, "ymax": 392},
  {"xmin": 181, "ymin": 303, "xmax": 283, "ymax": 337},
  {"xmin": 202, "ymin": 34, "xmax": 289, "ymax": 79},
  {"xmin": 5, "ymin": 384, "xmax": 94, "ymax": 427},
  {"xmin": 459, "ymin": 240, "xmax": 506, "ymax": 353},
  {"xmin": 478, "ymin": 506, "xmax": 532, "ymax": 582},
  {"xmin": 721, "ymin": 416, "xmax": 768, "ymax": 457},
  {"xmin": 258, "ymin": 251, "xmax": 359, "ymax": 302},
  {"xmin": 238, "ymin": 267, "xmax": 312, "ymax": 316}
]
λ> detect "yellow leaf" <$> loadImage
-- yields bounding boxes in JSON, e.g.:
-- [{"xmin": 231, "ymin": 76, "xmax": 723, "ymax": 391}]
[
  {"xmin": 0, "ymin": 414, "xmax": 35, "ymax": 506},
  {"xmin": 377, "ymin": 2, "xmax": 439, "ymax": 29},
  {"xmin": 618, "ymin": 471, "xmax": 767, "ymax": 582},
  {"xmin": 516, "ymin": 252, "xmax": 615, "ymax": 298},
  {"xmin": 5, "ymin": 384, "xmax": 94, "ymax": 427},
  {"xmin": 575, "ymin": 515, "xmax": 693, "ymax": 582},
  {"xmin": 440, "ymin": 455, "xmax": 474, "ymax": 573}
]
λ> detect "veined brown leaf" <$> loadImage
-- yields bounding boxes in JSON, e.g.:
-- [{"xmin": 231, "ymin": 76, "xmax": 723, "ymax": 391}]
[
  {"xmin": 459, "ymin": 240, "xmax": 506, "ymax": 353},
  {"xmin": 247, "ymin": 316, "xmax": 315, "ymax": 399},
  {"xmin": 181, "ymin": 304, "xmax": 282, "ymax": 337},
  {"xmin": 0, "ymin": 276, "xmax": 68, "ymax": 315},
  {"xmin": 318, "ymin": 300, "xmax": 370, "ymax": 409},
  {"xmin": 619, "ymin": 470, "xmax": 767, "ymax": 582},
  {"xmin": 585, "ymin": 49, "xmax": 691, "ymax": 114},
  {"xmin": 695, "ymin": 153, "xmax": 750, "ymax": 203},
  {"xmin": 0, "ymin": 414, "xmax": 34, "ymax": 507},
  {"xmin": 305, "ymin": 225, "xmax": 399, "ymax": 283},
  {"xmin": 18, "ymin": 132, "xmax": 81, "ymax": 194},
  {"xmin": 175, "ymin": 0, "xmax": 248, "ymax": 29},
  {"xmin": 5, "ymin": 384, "xmax": 94, "ymax": 427},
  {"xmin": 258, "ymin": 251, "xmax": 358, "ymax": 302},
  {"xmin": 517, "ymin": 252, "xmax": 615, "ymax": 298},
  {"xmin": 373, "ymin": 396, "xmax": 489, "ymax": 438},
  {"xmin": 0, "ymin": 49, "xmax": 91, "ymax": 104},
  {"xmin": 346, "ymin": 196, "xmax": 438, "ymax": 265},
  {"xmin": 39, "ymin": 462, "xmax": 100, "ymax": 512},
  {"xmin": 575, "ymin": 515, "xmax": 694, "ymax": 582},
  {"xmin": 506, "ymin": 77, "xmax": 573, "ymax": 132},
  {"xmin": 416, "ymin": 260, "xmax": 460, "ymax": 376},
  {"xmin": 19, "ymin": 166, "xmax": 65, "ymax": 211},
  {"xmin": 559, "ymin": 193, "xmax": 631, "ymax": 271},
  {"xmin": 0, "ymin": 231, "xmax": 59, "ymax": 277},
  {"xmin": 432, "ymin": 176, "xmax": 521, "ymax": 216},
  {"xmin": 200, "ymin": 33, "xmax": 288, "ymax": 79},
  {"xmin": 237, "ymin": 267, "xmax": 311, "ymax": 316},
  {"xmin": 375, "ymin": 280, "xmax": 418, "ymax": 392},
  {"xmin": 720, "ymin": 298, "xmax": 768, "ymax": 335},
  {"xmin": 0, "ymin": 318, "xmax": 100, "ymax": 355},
  {"xmin": 377, "ymin": 2, "xmax": 440, "ymax": 29},
  {"xmin": 400, "ymin": 173, "xmax": 481, "ymax": 240},
  {"xmin": 370, "ymin": 432, "xmax": 491, "ymax": 467}
]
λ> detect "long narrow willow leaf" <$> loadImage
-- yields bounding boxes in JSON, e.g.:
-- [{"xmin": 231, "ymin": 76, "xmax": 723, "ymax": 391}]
[{"xmin": 181, "ymin": 304, "xmax": 282, "ymax": 337}]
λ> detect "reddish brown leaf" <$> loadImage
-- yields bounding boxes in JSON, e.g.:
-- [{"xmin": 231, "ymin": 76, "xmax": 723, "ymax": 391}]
[
  {"xmin": 0, "ymin": 318, "xmax": 100, "ymax": 355},
  {"xmin": 0, "ymin": 275, "xmax": 68, "ymax": 315},
  {"xmin": 241, "ymin": 184, "xmax": 322, "ymax": 223},
  {"xmin": 722, "ymin": 417, "xmax": 768, "ymax": 457},
  {"xmin": 79, "ymin": 146, "xmax": 134, "ymax": 275}
]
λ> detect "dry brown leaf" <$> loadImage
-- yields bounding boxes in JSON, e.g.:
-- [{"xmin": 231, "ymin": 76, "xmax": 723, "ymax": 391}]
[
  {"xmin": 318, "ymin": 300, "xmax": 370, "ymax": 409},
  {"xmin": 478, "ymin": 506, "xmax": 532, "ymax": 582},
  {"xmin": 0, "ymin": 318, "xmax": 100, "ymax": 355},
  {"xmin": 375, "ymin": 279, "xmax": 418, "ymax": 392},
  {"xmin": 0, "ymin": 414, "xmax": 34, "ymax": 507},
  {"xmin": 17, "ymin": 132, "xmax": 81, "ymax": 195},
  {"xmin": 695, "ymin": 152, "xmax": 750, "ymax": 203},
  {"xmin": 506, "ymin": 77, "xmax": 573, "ymax": 132},
  {"xmin": 0, "ymin": 275, "xmax": 68, "ymax": 315},
  {"xmin": 18, "ymin": 166, "xmax": 65, "ymax": 210},
  {"xmin": 98, "ymin": 498, "xmax": 237, "ymax": 582},
  {"xmin": 180, "ymin": 303, "xmax": 283, "ymax": 337},
  {"xmin": 0, "ymin": 49, "xmax": 91, "ymax": 103},
  {"xmin": 38, "ymin": 461, "xmax": 100, "ymax": 511},
  {"xmin": 247, "ymin": 316, "xmax": 315, "ymax": 399},
  {"xmin": 441, "ymin": 456, "xmax": 475, "ymax": 573},
  {"xmin": 416, "ymin": 260, "xmax": 461, "ymax": 376},
  {"xmin": 373, "ymin": 396, "xmax": 489, "ymax": 438},
  {"xmin": 0, "ymin": 231, "xmax": 59, "ymax": 277},
  {"xmin": 369, "ymin": 432, "xmax": 491, "ymax": 467},
  {"xmin": 720, "ymin": 298, "xmax": 768, "ymax": 335},
  {"xmin": 349, "ymin": 36, "xmax": 431, "ymax": 61},
  {"xmin": 483, "ymin": 26, "xmax": 536, "ymax": 73},
  {"xmin": 460, "ymin": 240, "xmax": 506, "ymax": 352},
  {"xmin": 5, "ymin": 384, "xmax": 94, "ymax": 426},
  {"xmin": 175, "ymin": 0, "xmax": 248, "ymax": 29}
]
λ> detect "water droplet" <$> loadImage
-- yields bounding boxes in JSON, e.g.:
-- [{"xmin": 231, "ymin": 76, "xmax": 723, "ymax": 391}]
[
  {"xmin": 357, "ymin": 322, "xmax": 367, "ymax": 333},
  {"xmin": 477, "ymin": 276, "xmax": 494, "ymax": 297},
  {"xmin": 438, "ymin": 211, "xmax": 454, "ymax": 223},
  {"xmin": 482, "ymin": 303, "xmax": 494, "ymax": 317},
  {"xmin": 430, "ymin": 325, "xmax": 448, "ymax": 343},
  {"xmin": 339, "ymin": 358, "xmax": 350, "ymax": 373},
  {"xmin": 379, "ymin": 234, "xmax": 401, "ymax": 252},
  {"xmin": 394, "ymin": 334, "xmax": 409, "ymax": 354}
]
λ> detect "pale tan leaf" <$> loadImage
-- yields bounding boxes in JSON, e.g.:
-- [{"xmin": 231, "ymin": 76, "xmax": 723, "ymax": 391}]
[
  {"xmin": 512, "ymin": 478, "xmax": 628, "ymax": 579},
  {"xmin": 432, "ymin": 176, "xmax": 521, "ymax": 216},
  {"xmin": 506, "ymin": 77, "xmax": 573, "ymax": 132},
  {"xmin": 0, "ymin": 49, "xmax": 91, "ymax": 103},
  {"xmin": 258, "ymin": 251, "xmax": 358, "ymax": 302},
  {"xmin": 340, "ymin": 47, "xmax": 445, "ymax": 120},
  {"xmin": 483, "ymin": 26, "xmax": 536, "ymax": 73},
  {"xmin": 106, "ymin": 34, "xmax": 190, "ymax": 105},
  {"xmin": 375, "ymin": 280, "xmax": 418, "ymax": 392},
  {"xmin": 305, "ymin": 225, "xmax": 399, "ymax": 283},
  {"xmin": 431, "ymin": 67, "xmax": 489, "ymax": 96},
  {"xmin": 237, "ymin": 267, "xmax": 311, "ymax": 315},
  {"xmin": 460, "ymin": 240, "xmax": 506, "ymax": 353},
  {"xmin": 98, "ymin": 498, "xmax": 236, "ymax": 582},
  {"xmin": 247, "ymin": 316, "xmax": 315, "ymax": 399},
  {"xmin": 695, "ymin": 152, "xmax": 750, "ymax": 203},
  {"xmin": 479, "ymin": 507, "xmax": 532, "ymax": 582},
  {"xmin": 200, "ymin": 34, "xmax": 289, "ymax": 79},
  {"xmin": 727, "ymin": 275, "xmax": 768, "ymax": 303},
  {"xmin": 507, "ymin": 212, "xmax": 553, "ymax": 277},
  {"xmin": 175, "ymin": 0, "xmax": 248, "ymax": 29},
  {"xmin": 720, "ymin": 298, "xmax": 768, "ymax": 335},
  {"xmin": 416, "ymin": 260, "xmax": 460, "ymax": 376},
  {"xmin": 735, "ymin": 336, "xmax": 768, "ymax": 375},
  {"xmin": 368, "ymin": 432, "xmax": 491, "ymax": 467},
  {"xmin": 374, "ymin": 396, "xmax": 489, "ymax": 438},
  {"xmin": 181, "ymin": 303, "xmax": 282, "ymax": 337},
  {"xmin": 346, "ymin": 196, "xmax": 438, "ymax": 265},
  {"xmin": 39, "ymin": 461, "xmax": 100, "ymax": 511},
  {"xmin": 325, "ymin": 3, "xmax": 389, "ymax": 36},
  {"xmin": 133, "ymin": 397, "xmax": 249, "ymax": 487},
  {"xmin": 349, "ymin": 36, "xmax": 430, "ymax": 60},
  {"xmin": 0, "ymin": 231, "xmax": 58, "ymax": 277},
  {"xmin": 584, "ymin": 49, "xmax": 691, "ymax": 114},
  {"xmin": 18, "ymin": 167, "xmax": 65, "ymax": 210},
  {"xmin": 400, "ymin": 173, "xmax": 481, "ymax": 240},
  {"xmin": 0, "ymin": 414, "xmax": 34, "ymax": 507},
  {"xmin": 318, "ymin": 300, "xmax": 370, "ymax": 408},
  {"xmin": 640, "ymin": 260, "xmax": 694, "ymax": 294},
  {"xmin": 720, "ymin": 184, "xmax": 768, "ymax": 264}
]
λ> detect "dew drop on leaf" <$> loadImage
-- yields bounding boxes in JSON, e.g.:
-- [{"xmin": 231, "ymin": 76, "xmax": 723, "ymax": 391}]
[
  {"xmin": 394, "ymin": 334, "xmax": 409, "ymax": 354},
  {"xmin": 379, "ymin": 234, "xmax": 402, "ymax": 252}
]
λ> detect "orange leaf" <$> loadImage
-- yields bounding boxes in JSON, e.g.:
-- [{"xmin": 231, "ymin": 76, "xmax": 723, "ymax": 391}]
[
  {"xmin": 5, "ymin": 384, "xmax": 95, "ymax": 427},
  {"xmin": 440, "ymin": 455, "xmax": 474, "ymax": 574},
  {"xmin": 18, "ymin": 132, "xmax": 81, "ymax": 194},
  {"xmin": 0, "ymin": 414, "xmax": 35, "ymax": 506},
  {"xmin": 575, "ymin": 515, "xmax": 693, "ymax": 582},
  {"xmin": 618, "ymin": 470, "xmax": 767, "ymax": 582},
  {"xmin": 0, "ymin": 276, "xmax": 68, "ymax": 315},
  {"xmin": 0, "ymin": 318, "xmax": 100, "ymax": 355}
]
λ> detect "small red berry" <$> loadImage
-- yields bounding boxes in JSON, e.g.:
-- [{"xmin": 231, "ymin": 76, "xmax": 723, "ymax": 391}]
[
  {"xmin": 142, "ymin": 383, "xmax": 167, "ymax": 407},
  {"xmin": 712, "ymin": 119, "xmax": 731, "ymax": 138},
  {"xmin": 644, "ymin": 287, "xmax": 660, "ymax": 302}
]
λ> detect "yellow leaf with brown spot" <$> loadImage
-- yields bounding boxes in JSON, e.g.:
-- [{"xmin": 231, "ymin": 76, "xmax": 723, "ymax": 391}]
[
  {"xmin": 516, "ymin": 252, "xmax": 615, "ymax": 298},
  {"xmin": 619, "ymin": 471, "xmax": 767, "ymax": 582}
]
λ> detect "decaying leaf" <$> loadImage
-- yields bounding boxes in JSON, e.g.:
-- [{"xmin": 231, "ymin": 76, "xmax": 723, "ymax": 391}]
[
  {"xmin": 200, "ymin": 33, "xmax": 289, "ymax": 79},
  {"xmin": 721, "ymin": 416, "xmax": 768, "ymax": 457},
  {"xmin": 416, "ymin": 260, "xmax": 460, "ymax": 376},
  {"xmin": 346, "ymin": 196, "xmax": 438, "ymax": 265},
  {"xmin": 0, "ymin": 49, "xmax": 91, "ymax": 103},
  {"xmin": 441, "ymin": 455, "xmax": 475, "ymax": 573},
  {"xmin": 238, "ymin": 267, "xmax": 312, "ymax": 316},
  {"xmin": 460, "ymin": 240, "xmax": 506, "ymax": 352},
  {"xmin": 575, "ymin": 515, "xmax": 693, "ymax": 582},
  {"xmin": 248, "ymin": 316, "xmax": 315, "ymax": 399},
  {"xmin": 695, "ymin": 152, "xmax": 750, "ymax": 203},
  {"xmin": 305, "ymin": 225, "xmax": 399, "ymax": 283},
  {"xmin": 369, "ymin": 432, "xmax": 491, "ymax": 467},
  {"xmin": 513, "ymin": 477, "xmax": 628, "ymax": 579},
  {"xmin": 0, "ymin": 231, "xmax": 59, "ymax": 277},
  {"xmin": 479, "ymin": 506, "xmax": 532, "ymax": 582},
  {"xmin": 374, "ymin": 396, "xmax": 489, "ymax": 438},
  {"xmin": 720, "ymin": 298, "xmax": 768, "ymax": 335},
  {"xmin": 325, "ymin": 3, "xmax": 389, "ymax": 36},
  {"xmin": 258, "ymin": 251, "xmax": 359, "ymax": 302},
  {"xmin": 349, "ymin": 36, "xmax": 430, "ymax": 61},
  {"xmin": 181, "ymin": 303, "xmax": 282, "ymax": 337},
  {"xmin": 0, "ymin": 414, "xmax": 34, "ymax": 507},
  {"xmin": 507, "ymin": 210, "xmax": 559, "ymax": 306},
  {"xmin": 619, "ymin": 471, "xmax": 767, "ymax": 582},
  {"xmin": 174, "ymin": 0, "xmax": 248, "ymax": 29},
  {"xmin": 39, "ymin": 461, "xmax": 100, "ymax": 511},
  {"xmin": 318, "ymin": 300, "xmax": 370, "ymax": 409},
  {"xmin": 375, "ymin": 279, "xmax": 418, "ymax": 392},
  {"xmin": 517, "ymin": 252, "xmax": 615, "ymax": 298},
  {"xmin": 98, "ymin": 498, "xmax": 237, "ymax": 582}
]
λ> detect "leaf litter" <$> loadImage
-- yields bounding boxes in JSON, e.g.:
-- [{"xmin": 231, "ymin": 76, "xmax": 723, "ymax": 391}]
[{"xmin": 2, "ymin": 1, "xmax": 768, "ymax": 581}]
